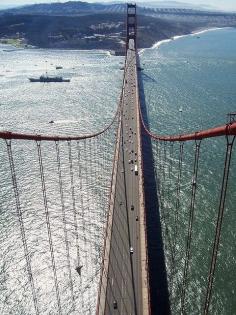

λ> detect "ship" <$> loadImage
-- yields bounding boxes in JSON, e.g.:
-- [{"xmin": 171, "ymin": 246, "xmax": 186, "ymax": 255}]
[{"xmin": 29, "ymin": 75, "xmax": 70, "ymax": 83}]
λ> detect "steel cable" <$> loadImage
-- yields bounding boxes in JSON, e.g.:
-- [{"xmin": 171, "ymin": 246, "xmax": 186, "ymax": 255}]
[
  {"xmin": 37, "ymin": 141, "xmax": 62, "ymax": 315},
  {"xmin": 55, "ymin": 141, "xmax": 75, "ymax": 309},
  {"xmin": 180, "ymin": 140, "xmax": 201, "ymax": 314},
  {"xmin": 203, "ymin": 135, "xmax": 235, "ymax": 315},
  {"xmin": 170, "ymin": 142, "xmax": 184, "ymax": 297},
  {"xmin": 6, "ymin": 140, "xmax": 40, "ymax": 315},
  {"xmin": 83, "ymin": 139, "xmax": 92, "ymax": 314},
  {"xmin": 68, "ymin": 141, "xmax": 81, "ymax": 269},
  {"xmin": 173, "ymin": 142, "xmax": 184, "ymax": 247},
  {"xmin": 76, "ymin": 140, "xmax": 85, "ymax": 310}
]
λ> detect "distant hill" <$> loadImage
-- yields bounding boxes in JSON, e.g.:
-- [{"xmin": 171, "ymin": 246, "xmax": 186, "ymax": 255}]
[
  {"xmin": 0, "ymin": 13, "xmax": 199, "ymax": 50},
  {"xmin": 1, "ymin": 1, "xmax": 125, "ymax": 16},
  {"xmin": 0, "ymin": 1, "xmax": 235, "ymax": 51},
  {"xmin": 0, "ymin": 1, "xmax": 229, "ymax": 16},
  {"xmin": 137, "ymin": 1, "xmax": 216, "ymax": 11}
]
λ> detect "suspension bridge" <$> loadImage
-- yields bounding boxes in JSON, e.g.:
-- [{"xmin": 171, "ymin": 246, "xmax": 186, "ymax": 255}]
[{"xmin": 0, "ymin": 3, "xmax": 236, "ymax": 315}]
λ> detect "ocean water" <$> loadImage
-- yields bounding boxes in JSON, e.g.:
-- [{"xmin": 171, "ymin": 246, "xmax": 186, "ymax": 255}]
[
  {"xmin": 140, "ymin": 27, "xmax": 236, "ymax": 134},
  {"xmin": 140, "ymin": 27, "xmax": 236, "ymax": 314},
  {"xmin": 0, "ymin": 47, "xmax": 123, "ymax": 135},
  {"xmin": 0, "ymin": 47, "xmax": 122, "ymax": 314},
  {"xmin": 0, "ymin": 27, "xmax": 236, "ymax": 315}
]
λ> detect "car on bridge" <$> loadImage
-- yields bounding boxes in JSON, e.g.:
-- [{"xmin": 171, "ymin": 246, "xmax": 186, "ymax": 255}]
[{"xmin": 113, "ymin": 300, "xmax": 118, "ymax": 309}]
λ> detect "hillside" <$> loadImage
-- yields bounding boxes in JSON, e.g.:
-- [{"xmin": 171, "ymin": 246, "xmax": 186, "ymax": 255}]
[
  {"xmin": 1, "ymin": 1, "xmax": 125, "ymax": 16},
  {"xmin": 0, "ymin": 1, "xmax": 236, "ymax": 51},
  {"xmin": 0, "ymin": 13, "xmax": 201, "ymax": 50}
]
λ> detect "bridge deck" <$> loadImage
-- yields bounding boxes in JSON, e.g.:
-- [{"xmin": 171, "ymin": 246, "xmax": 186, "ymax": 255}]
[{"xmin": 97, "ymin": 39, "xmax": 149, "ymax": 314}]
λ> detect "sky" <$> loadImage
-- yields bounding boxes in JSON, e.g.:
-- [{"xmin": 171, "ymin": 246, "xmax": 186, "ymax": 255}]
[{"xmin": 1, "ymin": 0, "xmax": 236, "ymax": 12}]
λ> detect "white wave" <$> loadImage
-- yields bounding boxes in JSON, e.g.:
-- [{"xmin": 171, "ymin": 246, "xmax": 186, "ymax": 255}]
[
  {"xmin": 52, "ymin": 120, "xmax": 79, "ymax": 124},
  {"xmin": 152, "ymin": 38, "xmax": 172, "ymax": 49},
  {"xmin": 139, "ymin": 38, "xmax": 172, "ymax": 55},
  {"xmin": 172, "ymin": 34, "xmax": 188, "ymax": 40},
  {"xmin": 190, "ymin": 27, "xmax": 231, "ymax": 36}
]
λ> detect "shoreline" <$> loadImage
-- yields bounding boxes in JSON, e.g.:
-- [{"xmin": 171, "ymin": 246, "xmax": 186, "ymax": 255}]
[
  {"xmin": 138, "ymin": 26, "xmax": 231, "ymax": 55},
  {"xmin": 1, "ymin": 26, "xmax": 233, "ymax": 56}
]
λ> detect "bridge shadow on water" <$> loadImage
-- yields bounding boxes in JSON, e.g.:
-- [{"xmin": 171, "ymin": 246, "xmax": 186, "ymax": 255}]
[{"xmin": 138, "ymin": 65, "xmax": 171, "ymax": 315}]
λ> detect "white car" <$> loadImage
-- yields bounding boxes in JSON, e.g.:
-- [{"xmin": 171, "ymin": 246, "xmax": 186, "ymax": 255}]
[{"xmin": 130, "ymin": 247, "xmax": 134, "ymax": 254}]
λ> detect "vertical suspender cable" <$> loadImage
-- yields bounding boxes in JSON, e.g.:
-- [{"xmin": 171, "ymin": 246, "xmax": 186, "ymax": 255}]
[
  {"xmin": 68, "ymin": 140, "xmax": 81, "ymax": 269},
  {"xmin": 153, "ymin": 140, "xmax": 158, "ymax": 180},
  {"xmin": 6, "ymin": 140, "xmax": 40, "ymax": 315},
  {"xmin": 180, "ymin": 140, "xmax": 201, "ymax": 314},
  {"xmin": 168, "ymin": 142, "xmax": 174, "ymax": 199},
  {"xmin": 97, "ymin": 135, "xmax": 104, "ymax": 234},
  {"xmin": 173, "ymin": 142, "xmax": 184, "ymax": 248},
  {"xmin": 97, "ymin": 135, "xmax": 103, "ymax": 232},
  {"xmin": 104, "ymin": 135, "xmax": 110, "ymax": 210},
  {"xmin": 162, "ymin": 141, "xmax": 167, "ymax": 223},
  {"xmin": 102, "ymin": 134, "xmax": 108, "ymax": 228},
  {"xmin": 167, "ymin": 142, "xmax": 174, "ymax": 256},
  {"xmin": 94, "ymin": 136, "xmax": 103, "ymax": 263},
  {"xmin": 36, "ymin": 141, "xmax": 62, "ymax": 315},
  {"xmin": 158, "ymin": 142, "xmax": 164, "ymax": 210},
  {"xmin": 170, "ymin": 142, "xmax": 184, "ymax": 296},
  {"xmin": 169, "ymin": 142, "xmax": 174, "ymax": 176},
  {"xmin": 89, "ymin": 137, "xmax": 96, "ymax": 284},
  {"xmin": 83, "ymin": 139, "xmax": 92, "ymax": 313},
  {"xmin": 55, "ymin": 141, "xmax": 75, "ymax": 309},
  {"xmin": 78, "ymin": 140, "xmax": 88, "ymax": 273},
  {"xmin": 76, "ymin": 140, "xmax": 85, "ymax": 311},
  {"xmin": 163, "ymin": 140, "xmax": 167, "ymax": 182},
  {"xmin": 203, "ymin": 135, "xmax": 235, "ymax": 315},
  {"xmin": 158, "ymin": 140, "xmax": 162, "ymax": 179},
  {"xmin": 155, "ymin": 140, "xmax": 161, "ymax": 198}
]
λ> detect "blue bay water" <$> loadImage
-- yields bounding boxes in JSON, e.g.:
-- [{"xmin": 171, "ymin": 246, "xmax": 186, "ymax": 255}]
[
  {"xmin": 141, "ymin": 27, "xmax": 236, "ymax": 134},
  {"xmin": 140, "ymin": 27, "xmax": 236, "ymax": 315}
]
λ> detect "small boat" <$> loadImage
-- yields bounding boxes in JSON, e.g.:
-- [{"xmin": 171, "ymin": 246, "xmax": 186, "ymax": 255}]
[
  {"xmin": 179, "ymin": 107, "xmax": 183, "ymax": 112},
  {"xmin": 56, "ymin": 66, "xmax": 63, "ymax": 70},
  {"xmin": 29, "ymin": 75, "xmax": 70, "ymax": 83},
  {"xmin": 3, "ymin": 49, "xmax": 16, "ymax": 52}
]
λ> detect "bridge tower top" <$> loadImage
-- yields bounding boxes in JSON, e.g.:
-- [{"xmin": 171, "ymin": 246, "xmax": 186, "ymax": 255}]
[{"xmin": 126, "ymin": 3, "xmax": 137, "ymax": 52}]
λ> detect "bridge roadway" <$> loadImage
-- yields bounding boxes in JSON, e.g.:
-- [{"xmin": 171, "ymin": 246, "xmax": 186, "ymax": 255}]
[{"xmin": 101, "ymin": 39, "xmax": 148, "ymax": 314}]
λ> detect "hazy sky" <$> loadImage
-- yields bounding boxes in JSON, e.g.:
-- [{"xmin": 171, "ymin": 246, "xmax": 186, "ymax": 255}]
[{"xmin": 1, "ymin": 0, "xmax": 236, "ymax": 11}]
